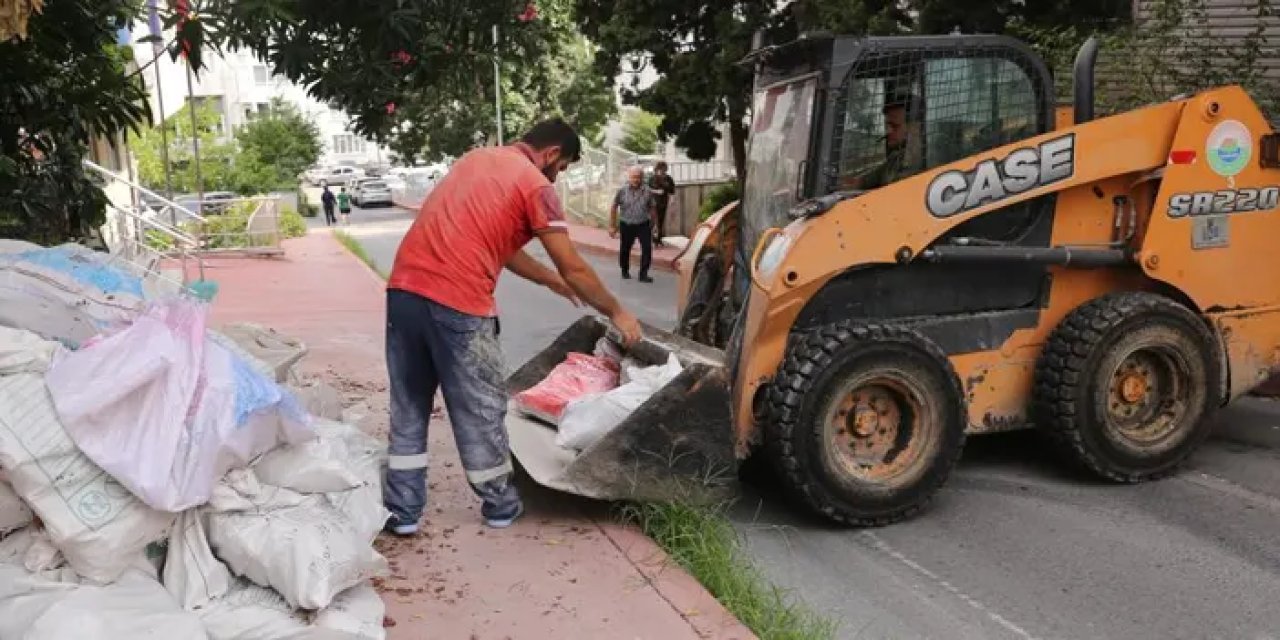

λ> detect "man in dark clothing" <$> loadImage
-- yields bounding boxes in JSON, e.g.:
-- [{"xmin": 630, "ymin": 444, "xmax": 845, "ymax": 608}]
[
  {"xmin": 320, "ymin": 186, "xmax": 337, "ymax": 226},
  {"xmin": 608, "ymin": 166, "xmax": 658, "ymax": 283},
  {"xmin": 648, "ymin": 162, "xmax": 676, "ymax": 246}
]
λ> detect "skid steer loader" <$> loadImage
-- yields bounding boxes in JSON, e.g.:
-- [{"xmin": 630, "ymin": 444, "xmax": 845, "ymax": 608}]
[{"xmin": 507, "ymin": 31, "xmax": 1280, "ymax": 526}]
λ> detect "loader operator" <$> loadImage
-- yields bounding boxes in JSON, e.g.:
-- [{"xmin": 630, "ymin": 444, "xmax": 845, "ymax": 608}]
[
  {"xmin": 381, "ymin": 118, "xmax": 644, "ymax": 536},
  {"xmin": 841, "ymin": 97, "xmax": 921, "ymax": 191}
]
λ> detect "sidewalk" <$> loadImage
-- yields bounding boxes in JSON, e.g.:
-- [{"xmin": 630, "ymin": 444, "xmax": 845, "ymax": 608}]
[
  {"xmin": 206, "ymin": 230, "xmax": 753, "ymax": 639},
  {"xmin": 569, "ymin": 224, "xmax": 685, "ymax": 274}
]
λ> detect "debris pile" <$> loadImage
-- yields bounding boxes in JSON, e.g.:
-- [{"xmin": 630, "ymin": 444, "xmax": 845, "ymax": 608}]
[
  {"xmin": 514, "ymin": 336, "xmax": 684, "ymax": 453},
  {"xmin": 0, "ymin": 244, "xmax": 390, "ymax": 639}
]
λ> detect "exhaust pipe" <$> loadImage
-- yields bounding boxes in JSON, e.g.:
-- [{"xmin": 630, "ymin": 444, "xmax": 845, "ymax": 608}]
[{"xmin": 1073, "ymin": 36, "xmax": 1100, "ymax": 124}]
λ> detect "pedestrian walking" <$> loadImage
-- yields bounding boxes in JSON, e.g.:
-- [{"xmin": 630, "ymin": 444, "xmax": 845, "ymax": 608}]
[
  {"xmin": 321, "ymin": 186, "xmax": 337, "ymax": 226},
  {"xmin": 382, "ymin": 117, "xmax": 643, "ymax": 536},
  {"xmin": 648, "ymin": 162, "xmax": 676, "ymax": 247},
  {"xmin": 608, "ymin": 166, "xmax": 657, "ymax": 283},
  {"xmin": 337, "ymin": 187, "xmax": 352, "ymax": 225}
]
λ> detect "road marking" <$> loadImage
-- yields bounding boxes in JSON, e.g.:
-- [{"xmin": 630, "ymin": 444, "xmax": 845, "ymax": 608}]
[{"xmin": 861, "ymin": 532, "xmax": 1039, "ymax": 640}]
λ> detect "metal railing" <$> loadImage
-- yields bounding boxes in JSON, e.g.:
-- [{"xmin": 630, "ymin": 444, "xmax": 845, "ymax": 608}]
[{"xmin": 555, "ymin": 145, "xmax": 639, "ymax": 227}]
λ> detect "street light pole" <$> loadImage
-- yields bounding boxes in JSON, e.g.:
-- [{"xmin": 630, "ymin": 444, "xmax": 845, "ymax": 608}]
[{"xmin": 493, "ymin": 24, "xmax": 503, "ymax": 146}]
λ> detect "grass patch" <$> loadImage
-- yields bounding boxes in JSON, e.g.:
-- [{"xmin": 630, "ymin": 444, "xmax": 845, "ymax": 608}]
[
  {"xmin": 333, "ymin": 229, "xmax": 388, "ymax": 279},
  {"xmin": 617, "ymin": 499, "xmax": 838, "ymax": 640}
]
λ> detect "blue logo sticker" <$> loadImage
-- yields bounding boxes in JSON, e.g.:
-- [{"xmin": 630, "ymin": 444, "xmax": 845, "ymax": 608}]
[{"xmin": 1206, "ymin": 120, "xmax": 1252, "ymax": 178}]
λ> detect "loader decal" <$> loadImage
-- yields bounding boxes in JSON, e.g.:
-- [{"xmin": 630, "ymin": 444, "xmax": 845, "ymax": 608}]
[
  {"xmin": 925, "ymin": 134, "xmax": 1075, "ymax": 218},
  {"xmin": 1167, "ymin": 187, "xmax": 1280, "ymax": 218},
  {"xmin": 1206, "ymin": 120, "xmax": 1253, "ymax": 178}
]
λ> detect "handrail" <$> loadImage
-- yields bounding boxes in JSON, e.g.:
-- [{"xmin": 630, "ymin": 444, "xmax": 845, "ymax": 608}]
[{"xmin": 82, "ymin": 159, "xmax": 207, "ymax": 225}]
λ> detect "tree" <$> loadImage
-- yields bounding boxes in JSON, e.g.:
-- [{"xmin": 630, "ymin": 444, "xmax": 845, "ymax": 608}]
[
  {"xmin": 575, "ymin": 0, "xmax": 910, "ymax": 182},
  {"xmin": 620, "ymin": 109, "xmax": 661, "ymax": 155},
  {"xmin": 913, "ymin": 0, "xmax": 1131, "ymax": 34},
  {"xmin": 0, "ymin": 0, "xmax": 151, "ymax": 244},
  {"xmin": 131, "ymin": 100, "xmax": 283, "ymax": 196},
  {"xmin": 235, "ymin": 98, "xmax": 322, "ymax": 188}
]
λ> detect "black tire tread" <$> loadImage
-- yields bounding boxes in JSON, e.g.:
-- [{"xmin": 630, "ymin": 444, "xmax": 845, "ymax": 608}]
[
  {"xmin": 1032, "ymin": 291, "xmax": 1219, "ymax": 483},
  {"xmin": 766, "ymin": 322, "xmax": 967, "ymax": 527}
]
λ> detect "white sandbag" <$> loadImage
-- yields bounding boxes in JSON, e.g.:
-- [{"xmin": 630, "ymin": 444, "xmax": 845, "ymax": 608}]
[
  {"xmin": 0, "ymin": 325, "xmax": 59, "ymax": 374},
  {"xmin": 207, "ymin": 470, "xmax": 389, "ymax": 610},
  {"xmin": 216, "ymin": 323, "xmax": 308, "ymax": 383},
  {"xmin": 163, "ymin": 509, "xmax": 232, "ymax": 610},
  {"xmin": 46, "ymin": 297, "xmax": 313, "ymax": 512},
  {"xmin": 290, "ymin": 380, "xmax": 345, "ymax": 421},
  {"xmin": 198, "ymin": 578, "xmax": 310, "ymax": 640},
  {"xmin": 0, "ymin": 475, "xmax": 32, "ymax": 535},
  {"xmin": 0, "ymin": 563, "xmax": 209, "ymax": 640},
  {"xmin": 312, "ymin": 583, "xmax": 387, "ymax": 640},
  {"xmin": 0, "ymin": 244, "xmax": 152, "ymax": 345},
  {"xmin": 556, "ymin": 355, "xmax": 683, "ymax": 452},
  {"xmin": 0, "ymin": 370, "xmax": 176, "ymax": 584},
  {"xmin": 0, "ymin": 526, "xmax": 65, "ymax": 574},
  {"xmin": 252, "ymin": 420, "xmax": 365, "ymax": 494}
]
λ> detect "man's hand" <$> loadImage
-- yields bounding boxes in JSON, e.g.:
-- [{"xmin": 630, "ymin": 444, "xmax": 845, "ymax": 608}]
[
  {"xmin": 546, "ymin": 276, "xmax": 581, "ymax": 307},
  {"xmin": 609, "ymin": 308, "xmax": 643, "ymax": 347},
  {"xmin": 609, "ymin": 225, "xmax": 618, "ymax": 239}
]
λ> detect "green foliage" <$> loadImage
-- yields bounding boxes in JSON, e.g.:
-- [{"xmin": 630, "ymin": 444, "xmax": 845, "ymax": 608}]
[
  {"xmin": 620, "ymin": 109, "xmax": 662, "ymax": 155},
  {"xmin": 278, "ymin": 207, "xmax": 306, "ymax": 238},
  {"xmin": 132, "ymin": 99, "xmax": 307, "ymax": 196},
  {"xmin": 236, "ymin": 98, "xmax": 322, "ymax": 189},
  {"xmin": 914, "ymin": 0, "xmax": 1130, "ymax": 34},
  {"xmin": 700, "ymin": 181, "xmax": 741, "ymax": 221},
  {"xmin": 162, "ymin": 0, "xmax": 615, "ymax": 164},
  {"xmin": 1011, "ymin": 0, "xmax": 1280, "ymax": 117},
  {"xmin": 618, "ymin": 499, "xmax": 837, "ymax": 640},
  {"xmin": 0, "ymin": 0, "xmax": 152, "ymax": 244}
]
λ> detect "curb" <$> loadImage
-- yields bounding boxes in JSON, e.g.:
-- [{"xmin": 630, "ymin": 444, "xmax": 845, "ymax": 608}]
[
  {"xmin": 570, "ymin": 236, "xmax": 681, "ymax": 275},
  {"xmin": 321, "ymin": 228, "xmax": 751, "ymax": 639}
]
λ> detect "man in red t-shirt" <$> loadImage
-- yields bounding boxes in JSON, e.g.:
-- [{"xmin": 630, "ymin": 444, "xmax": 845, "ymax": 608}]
[{"xmin": 382, "ymin": 118, "xmax": 642, "ymax": 535}]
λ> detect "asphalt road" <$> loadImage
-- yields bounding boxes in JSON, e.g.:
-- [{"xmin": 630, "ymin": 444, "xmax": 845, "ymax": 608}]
[{"xmin": 342, "ymin": 205, "xmax": 1280, "ymax": 640}]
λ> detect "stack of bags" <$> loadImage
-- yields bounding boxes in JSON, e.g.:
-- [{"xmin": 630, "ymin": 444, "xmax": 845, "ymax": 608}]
[{"xmin": 0, "ymin": 244, "xmax": 391, "ymax": 640}]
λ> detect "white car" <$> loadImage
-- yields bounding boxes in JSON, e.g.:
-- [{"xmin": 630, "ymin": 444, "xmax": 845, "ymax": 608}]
[
  {"xmin": 311, "ymin": 166, "xmax": 365, "ymax": 187},
  {"xmin": 351, "ymin": 178, "xmax": 392, "ymax": 207}
]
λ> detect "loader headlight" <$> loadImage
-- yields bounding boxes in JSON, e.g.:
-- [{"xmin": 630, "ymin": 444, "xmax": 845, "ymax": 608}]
[{"xmin": 756, "ymin": 233, "xmax": 793, "ymax": 281}]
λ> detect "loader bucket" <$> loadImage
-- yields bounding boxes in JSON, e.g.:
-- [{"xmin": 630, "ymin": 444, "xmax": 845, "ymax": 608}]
[{"xmin": 505, "ymin": 315, "xmax": 739, "ymax": 504}]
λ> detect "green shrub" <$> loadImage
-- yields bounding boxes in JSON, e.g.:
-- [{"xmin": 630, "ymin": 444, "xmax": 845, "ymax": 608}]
[
  {"xmin": 699, "ymin": 181, "xmax": 740, "ymax": 221},
  {"xmin": 279, "ymin": 207, "xmax": 306, "ymax": 239}
]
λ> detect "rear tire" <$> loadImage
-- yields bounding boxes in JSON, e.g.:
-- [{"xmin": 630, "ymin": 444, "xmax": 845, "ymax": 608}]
[
  {"xmin": 766, "ymin": 322, "xmax": 967, "ymax": 526},
  {"xmin": 1032, "ymin": 292, "xmax": 1220, "ymax": 482}
]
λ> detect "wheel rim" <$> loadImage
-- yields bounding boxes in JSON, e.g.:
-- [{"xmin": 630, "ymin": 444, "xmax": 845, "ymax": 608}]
[
  {"xmin": 1104, "ymin": 346, "xmax": 1189, "ymax": 445},
  {"xmin": 822, "ymin": 372, "xmax": 936, "ymax": 485}
]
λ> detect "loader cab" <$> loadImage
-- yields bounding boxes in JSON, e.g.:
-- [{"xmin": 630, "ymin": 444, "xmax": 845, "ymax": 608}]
[{"xmin": 740, "ymin": 33, "xmax": 1058, "ymax": 257}]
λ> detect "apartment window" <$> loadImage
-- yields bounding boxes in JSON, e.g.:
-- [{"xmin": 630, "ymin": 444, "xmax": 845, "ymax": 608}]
[
  {"xmin": 253, "ymin": 65, "xmax": 270, "ymax": 85},
  {"xmin": 332, "ymin": 134, "xmax": 367, "ymax": 155}
]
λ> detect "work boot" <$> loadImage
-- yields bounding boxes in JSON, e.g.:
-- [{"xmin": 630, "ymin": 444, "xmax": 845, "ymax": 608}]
[
  {"xmin": 621, "ymin": 271, "xmax": 631, "ymax": 280},
  {"xmin": 639, "ymin": 274, "xmax": 653, "ymax": 283}
]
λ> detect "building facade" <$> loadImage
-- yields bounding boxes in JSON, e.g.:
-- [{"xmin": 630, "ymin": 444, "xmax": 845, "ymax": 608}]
[{"xmin": 128, "ymin": 36, "xmax": 390, "ymax": 170}]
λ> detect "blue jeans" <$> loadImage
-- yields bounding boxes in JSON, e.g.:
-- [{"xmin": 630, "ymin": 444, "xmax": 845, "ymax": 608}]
[{"xmin": 382, "ymin": 288, "xmax": 521, "ymax": 525}]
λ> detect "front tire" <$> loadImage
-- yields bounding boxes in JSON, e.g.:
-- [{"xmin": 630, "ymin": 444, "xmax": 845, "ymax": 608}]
[
  {"xmin": 1032, "ymin": 292, "xmax": 1220, "ymax": 482},
  {"xmin": 767, "ymin": 323, "xmax": 967, "ymax": 526}
]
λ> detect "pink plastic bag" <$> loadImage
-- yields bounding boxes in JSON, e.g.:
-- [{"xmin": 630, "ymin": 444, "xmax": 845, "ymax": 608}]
[{"xmin": 514, "ymin": 352, "xmax": 620, "ymax": 424}]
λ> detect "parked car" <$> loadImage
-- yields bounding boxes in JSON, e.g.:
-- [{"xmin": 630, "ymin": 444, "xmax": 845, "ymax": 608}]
[
  {"xmin": 352, "ymin": 179, "xmax": 392, "ymax": 207},
  {"xmin": 310, "ymin": 166, "xmax": 364, "ymax": 187},
  {"xmin": 174, "ymin": 191, "xmax": 238, "ymax": 215}
]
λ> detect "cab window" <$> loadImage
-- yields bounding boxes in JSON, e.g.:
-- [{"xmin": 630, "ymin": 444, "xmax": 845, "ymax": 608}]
[{"xmin": 831, "ymin": 51, "xmax": 1041, "ymax": 193}]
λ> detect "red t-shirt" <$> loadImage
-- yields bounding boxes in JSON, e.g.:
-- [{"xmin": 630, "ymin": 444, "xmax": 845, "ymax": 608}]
[{"xmin": 388, "ymin": 143, "xmax": 568, "ymax": 317}]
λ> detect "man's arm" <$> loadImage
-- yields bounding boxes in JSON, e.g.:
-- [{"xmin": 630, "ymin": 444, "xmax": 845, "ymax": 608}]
[
  {"xmin": 538, "ymin": 232, "xmax": 641, "ymax": 344},
  {"xmin": 505, "ymin": 250, "xmax": 580, "ymax": 306},
  {"xmin": 608, "ymin": 190, "xmax": 620, "ymax": 236}
]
